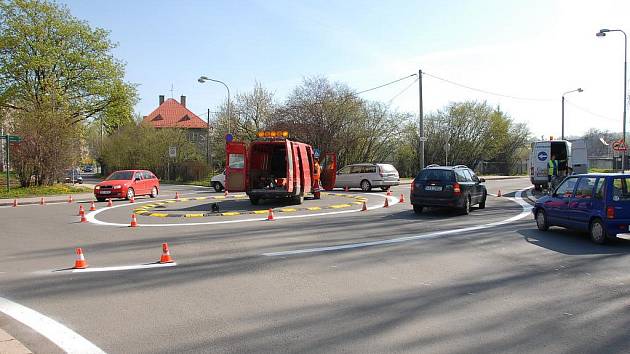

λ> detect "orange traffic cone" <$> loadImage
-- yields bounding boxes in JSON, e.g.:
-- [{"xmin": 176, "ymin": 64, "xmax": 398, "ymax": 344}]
[
  {"xmin": 383, "ymin": 197, "xmax": 389, "ymax": 208},
  {"xmin": 497, "ymin": 190, "xmax": 502, "ymax": 197},
  {"xmin": 80, "ymin": 212, "xmax": 87, "ymax": 223},
  {"xmin": 361, "ymin": 201, "xmax": 368, "ymax": 211},
  {"xmin": 73, "ymin": 248, "xmax": 88, "ymax": 269},
  {"xmin": 224, "ymin": 189, "xmax": 229, "ymax": 197},
  {"xmin": 107, "ymin": 198, "xmax": 113, "ymax": 207},
  {"xmin": 130, "ymin": 214, "xmax": 138, "ymax": 227},
  {"xmin": 159, "ymin": 243, "xmax": 174, "ymax": 264},
  {"xmin": 40, "ymin": 197, "xmax": 45, "ymax": 206},
  {"xmin": 399, "ymin": 193, "xmax": 405, "ymax": 203},
  {"xmin": 78, "ymin": 205, "xmax": 85, "ymax": 216},
  {"xmin": 129, "ymin": 195, "xmax": 135, "ymax": 203},
  {"xmin": 387, "ymin": 189, "xmax": 392, "ymax": 196},
  {"xmin": 267, "ymin": 208, "xmax": 275, "ymax": 221},
  {"xmin": 12, "ymin": 199, "xmax": 17, "ymax": 207},
  {"xmin": 344, "ymin": 186, "xmax": 349, "ymax": 192},
  {"xmin": 68, "ymin": 195, "xmax": 73, "ymax": 203},
  {"xmin": 89, "ymin": 201, "xmax": 96, "ymax": 211},
  {"xmin": 175, "ymin": 192, "xmax": 180, "ymax": 201}
]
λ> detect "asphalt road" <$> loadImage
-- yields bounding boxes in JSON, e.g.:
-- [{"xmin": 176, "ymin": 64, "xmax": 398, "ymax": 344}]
[{"xmin": 1, "ymin": 178, "xmax": 630, "ymax": 353}]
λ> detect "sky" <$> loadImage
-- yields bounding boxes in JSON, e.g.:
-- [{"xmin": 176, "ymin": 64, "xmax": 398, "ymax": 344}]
[{"xmin": 60, "ymin": 0, "xmax": 630, "ymax": 138}]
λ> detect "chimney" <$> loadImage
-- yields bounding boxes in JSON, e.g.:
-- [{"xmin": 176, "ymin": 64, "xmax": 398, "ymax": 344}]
[
  {"xmin": 159, "ymin": 95, "xmax": 165, "ymax": 105},
  {"xmin": 180, "ymin": 95, "xmax": 186, "ymax": 107}
]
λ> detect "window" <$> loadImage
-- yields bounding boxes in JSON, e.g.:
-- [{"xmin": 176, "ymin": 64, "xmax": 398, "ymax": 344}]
[
  {"xmin": 229, "ymin": 154, "xmax": 245, "ymax": 169},
  {"xmin": 363, "ymin": 165, "xmax": 377, "ymax": 173},
  {"xmin": 468, "ymin": 169, "xmax": 480, "ymax": 182},
  {"xmin": 574, "ymin": 177, "xmax": 596, "ymax": 198},
  {"xmin": 612, "ymin": 177, "xmax": 630, "ymax": 201},
  {"xmin": 455, "ymin": 170, "xmax": 467, "ymax": 182},
  {"xmin": 594, "ymin": 178, "xmax": 605, "ymax": 200},
  {"xmin": 380, "ymin": 164, "xmax": 397, "ymax": 173},
  {"xmin": 350, "ymin": 166, "xmax": 363, "ymax": 174},
  {"xmin": 338, "ymin": 166, "xmax": 351, "ymax": 174},
  {"xmin": 106, "ymin": 171, "xmax": 134, "ymax": 180},
  {"xmin": 555, "ymin": 177, "xmax": 578, "ymax": 198},
  {"xmin": 133, "ymin": 172, "xmax": 143, "ymax": 180},
  {"xmin": 462, "ymin": 169, "xmax": 474, "ymax": 182},
  {"xmin": 143, "ymin": 171, "xmax": 154, "ymax": 180},
  {"xmin": 417, "ymin": 169, "xmax": 454, "ymax": 182}
]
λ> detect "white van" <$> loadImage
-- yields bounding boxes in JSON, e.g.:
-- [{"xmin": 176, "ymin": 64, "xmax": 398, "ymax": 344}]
[{"xmin": 528, "ymin": 139, "xmax": 588, "ymax": 190}]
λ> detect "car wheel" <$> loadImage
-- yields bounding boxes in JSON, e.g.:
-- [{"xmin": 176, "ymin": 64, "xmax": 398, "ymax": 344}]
[
  {"xmin": 535, "ymin": 209, "xmax": 549, "ymax": 231},
  {"xmin": 250, "ymin": 197, "xmax": 260, "ymax": 205},
  {"xmin": 360, "ymin": 180, "xmax": 372, "ymax": 192},
  {"xmin": 380, "ymin": 186, "xmax": 390, "ymax": 192},
  {"xmin": 126, "ymin": 188, "xmax": 135, "ymax": 200},
  {"xmin": 413, "ymin": 205, "xmax": 423, "ymax": 214},
  {"xmin": 479, "ymin": 192, "xmax": 486, "ymax": 209},
  {"xmin": 589, "ymin": 218, "xmax": 607, "ymax": 244},
  {"xmin": 461, "ymin": 196, "xmax": 471, "ymax": 215},
  {"xmin": 212, "ymin": 182, "xmax": 223, "ymax": 193},
  {"xmin": 96, "ymin": 198, "xmax": 106, "ymax": 202},
  {"xmin": 150, "ymin": 186, "xmax": 158, "ymax": 198}
]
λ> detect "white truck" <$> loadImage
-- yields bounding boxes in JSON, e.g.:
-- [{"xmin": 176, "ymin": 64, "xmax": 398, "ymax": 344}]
[{"xmin": 528, "ymin": 139, "xmax": 588, "ymax": 190}]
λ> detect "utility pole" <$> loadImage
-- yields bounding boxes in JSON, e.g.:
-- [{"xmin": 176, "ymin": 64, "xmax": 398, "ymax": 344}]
[
  {"xmin": 207, "ymin": 108, "xmax": 212, "ymax": 170},
  {"xmin": 418, "ymin": 69, "xmax": 425, "ymax": 169}
]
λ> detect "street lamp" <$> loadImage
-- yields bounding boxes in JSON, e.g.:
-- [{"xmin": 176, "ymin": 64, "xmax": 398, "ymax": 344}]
[
  {"xmin": 198, "ymin": 76, "xmax": 231, "ymax": 135},
  {"xmin": 596, "ymin": 28, "xmax": 627, "ymax": 171},
  {"xmin": 561, "ymin": 88, "xmax": 583, "ymax": 140}
]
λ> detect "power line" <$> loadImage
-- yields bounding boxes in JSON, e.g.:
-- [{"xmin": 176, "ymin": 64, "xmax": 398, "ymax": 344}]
[
  {"xmin": 356, "ymin": 73, "xmax": 417, "ymax": 95},
  {"xmin": 564, "ymin": 99, "xmax": 618, "ymax": 122},
  {"xmin": 423, "ymin": 72, "xmax": 554, "ymax": 102},
  {"xmin": 387, "ymin": 77, "xmax": 419, "ymax": 104}
]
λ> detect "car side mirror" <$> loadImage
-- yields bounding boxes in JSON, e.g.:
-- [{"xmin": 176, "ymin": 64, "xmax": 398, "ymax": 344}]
[{"xmin": 135, "ymin": 177, "xmax": 141, "ymax": 181}]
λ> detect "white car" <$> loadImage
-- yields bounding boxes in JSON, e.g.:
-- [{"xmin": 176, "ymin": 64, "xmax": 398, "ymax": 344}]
[
  {"xmin": 211, "ymin": 170, "xmax": 225, "ymax": 192},
  {"xmin": 334, "ymin": 163, "xmax": 399, "ymax": 191}
]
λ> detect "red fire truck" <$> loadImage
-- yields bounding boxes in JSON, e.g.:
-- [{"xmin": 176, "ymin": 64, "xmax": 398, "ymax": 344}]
[{"xmin": 225, "ymin": 131, "xmax": 337, "ymax": 205}]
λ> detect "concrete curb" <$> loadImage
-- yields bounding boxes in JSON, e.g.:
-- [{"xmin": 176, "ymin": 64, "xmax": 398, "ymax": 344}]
[{"xmin": 0, "ymin": 328, "xmax": 32, "ymax": 354}]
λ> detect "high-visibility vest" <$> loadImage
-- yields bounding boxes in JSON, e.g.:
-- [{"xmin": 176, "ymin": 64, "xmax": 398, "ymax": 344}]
[
  {"xmin": 313, "ymin": 161, "xmax": 321, "ymax": 179},
  {"xmin": 548, "ymin": 160, "xmax": 558, "ymax": 176}
]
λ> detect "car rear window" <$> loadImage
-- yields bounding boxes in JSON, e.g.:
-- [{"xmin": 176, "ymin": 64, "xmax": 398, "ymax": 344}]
[
  {"xmin": 611, "ymin": 177, "xmax": 630, "ymax": 201},
  {"xmin": 106, "ymin": 171, "xmax": 133, "ymax": 180},
  {"xmin": 380, "ymin": 164, "xmax": 397, "ymax": 173},
  {"xmin": 416, "ymin": 169, "xmax": 454, "ymax": 182}
]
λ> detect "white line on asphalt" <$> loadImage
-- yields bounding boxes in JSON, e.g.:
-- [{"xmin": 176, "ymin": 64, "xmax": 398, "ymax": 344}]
[
  {"xmin": 262, "ymin": 189, "xmax": 532, "ymax": 256},
  {"xmin": 59, "ymin": 262, "xmax": 177, "ymax": 273},
  {"xmin": 0, "ymin": 296, "xmax": 106, "ymax": 354},
  {"xmin": 86, "ymin": 193, "xmax": 398, "ymax": 227}
]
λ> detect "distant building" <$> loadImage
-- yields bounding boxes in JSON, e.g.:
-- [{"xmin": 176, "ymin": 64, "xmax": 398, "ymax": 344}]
[{"xmin": 143, "ymin": 95, "xmax": 209, "ymax": 146}]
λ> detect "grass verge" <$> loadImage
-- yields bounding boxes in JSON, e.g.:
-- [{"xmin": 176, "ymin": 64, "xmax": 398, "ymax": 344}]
[{"xmin": 0, "ymin": 183, "xmax": 92, "ymax": 199}]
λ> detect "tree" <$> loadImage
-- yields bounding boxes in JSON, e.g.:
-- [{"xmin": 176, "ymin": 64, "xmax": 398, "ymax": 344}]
[{"xmin": 0, "ymin": 0, "xmax": 136, "ymax": 185}]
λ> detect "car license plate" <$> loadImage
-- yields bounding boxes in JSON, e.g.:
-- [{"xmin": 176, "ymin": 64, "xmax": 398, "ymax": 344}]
[
  {"xmin": 425, "ymin": 186, "xmax": 442, "ymax": 191},
  {"xmin": 99, "ymin": 191, "xmax": 111, "ymax": 194}
]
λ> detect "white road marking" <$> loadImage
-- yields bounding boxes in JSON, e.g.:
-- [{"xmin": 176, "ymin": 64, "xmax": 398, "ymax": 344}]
[
  {"xmin": 86, "ymin": 194, "xmax": 398, "ymax": 227},
  {"xmin": 62, "ymin": 262, "xmax": 177, "ymax": 273},
  {"xmin": 0, "ymin": 296, "xmax": 106, "ymax": 354},
  {"xmin": 262, "ymin": 189, "xmax": 531, "ymax": 256}
]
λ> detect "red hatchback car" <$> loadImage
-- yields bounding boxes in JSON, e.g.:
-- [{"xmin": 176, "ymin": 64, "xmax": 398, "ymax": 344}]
[{"xmin": 94, "ymin": 170, "xmax": 160, "ymax": 201}]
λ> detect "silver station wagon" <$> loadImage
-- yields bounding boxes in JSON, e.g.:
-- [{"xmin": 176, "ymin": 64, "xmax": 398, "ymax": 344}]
[{"xmin": 334, "ymin": 163, "xmax": 400, "ymax": 191}]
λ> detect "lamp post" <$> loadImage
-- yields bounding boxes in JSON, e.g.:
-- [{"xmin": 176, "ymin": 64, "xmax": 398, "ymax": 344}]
[
  {"xmin": 198, "ymin": 76, "xmax": 231, "ymax": 135},
  {"xmin": 561, "ymin": 88, "xmax": 583, "ymax": 140},
  {"xmin": 597, "ymin": 28, "xmax": 627, "ymax": 171}
]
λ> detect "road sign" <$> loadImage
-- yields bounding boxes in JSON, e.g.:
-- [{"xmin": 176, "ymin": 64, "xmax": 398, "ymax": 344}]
[
  {"xmin": 612, "ymin": 140, "xmax": 627, "ymax": 152},
  {"xmin": 419, "ymin": 137, "xmax": 428, "ymax": 142},
  {"xmin": 1, "ymin": 135, "xmax": 21, "ymax": 142},
  {"xmin": 225, "ymin": 133, "xmax": 234, "ymax": 143},
  {"xmin": 168, "ymin": 146, "xmax": 177, "ymax": 158}
]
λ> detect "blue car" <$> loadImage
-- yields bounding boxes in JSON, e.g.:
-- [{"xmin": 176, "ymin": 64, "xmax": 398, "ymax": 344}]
[{"xmin": 532, "ymin": 173, "xmax": 630, "ymax": 244}]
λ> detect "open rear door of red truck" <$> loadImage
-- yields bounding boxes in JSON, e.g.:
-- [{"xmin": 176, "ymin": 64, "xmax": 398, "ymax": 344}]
[
  {"xmin": 320, "ymin": 152, "xmax": 337, "ymax": 191},
  {"xmin": 225, "ymin": 141, "xmax": 247, "ymax": 192}
]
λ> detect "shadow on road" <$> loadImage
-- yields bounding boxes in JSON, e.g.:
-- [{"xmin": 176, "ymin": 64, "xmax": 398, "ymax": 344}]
[{"xmin": 518, "ymin": 228, "xmax": 630, "ymax": 255}]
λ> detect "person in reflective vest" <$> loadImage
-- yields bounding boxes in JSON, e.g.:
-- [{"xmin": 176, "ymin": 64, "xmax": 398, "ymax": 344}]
[
  {"xmin": 313, "ymin": 158, "xmax": 321, "ymax": 199},
  {"xmin": 547, "ymin": 154, "xmax": 564, "ymax": 189}
]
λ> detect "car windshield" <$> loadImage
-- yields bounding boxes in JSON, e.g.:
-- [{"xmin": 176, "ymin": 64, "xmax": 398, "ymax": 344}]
[
  {"xmin": 380, "ymin": 164, "xmax": 397, "ymax": 173},
  {"xmin": 106, "ymin": 171, "xmax": 134, "ymax": 181},
  {"xmin": 416, "ymin": 169, "xmax": 454, "ymax": 182},
  {"xmin": 612, "ymin": 177, "xmax": 630, "ymax": 201}
]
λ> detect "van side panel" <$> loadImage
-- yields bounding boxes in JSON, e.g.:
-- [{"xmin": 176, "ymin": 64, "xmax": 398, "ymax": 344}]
[
  {"xmin": 285, "ymin": 140, "xmax": 294, "ymax": 193},
  {"xmin": 292, "ymin": 143, "xmax": 301, "ymax": 195},
  {"xmin": 298, "ymin": 144, "xmax": 312, "ymax": 194}
]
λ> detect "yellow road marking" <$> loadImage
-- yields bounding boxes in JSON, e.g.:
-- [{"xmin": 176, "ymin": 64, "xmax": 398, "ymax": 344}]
[
  {"xmin": 165, "ymin": 200, "xmax": 176, "ymax": 203},
  {"xmin": 185, "ymin": 213, "xmax": 204, "ymax": 218},
  {"xmin": 280, "ymin": 208, "xmax": 297, "ymax": 212},
  {"xmin": 195, "ymin": 197, "xmax": 207, "ymax": 200},
  {"xmin": 253, "ymin": 210, "xmax": 269, "ymax": 214},
  {"xmin": 307, "ymin": 207, "xmax": 322, "ymax": 211},
  {"xmin": 222, "ymin": 212, "xmax": 240, "ymax": 216},
  {"xmin": 214, "ymin": 196, "xmax": 226, "ymax": 199},
  {"xmin": 149, "ymin": 213, "xmax": 169, "ymax": 217},
  {"xmin": 330, "ymin": 204, "xmax": 351, "ymax": 209}
]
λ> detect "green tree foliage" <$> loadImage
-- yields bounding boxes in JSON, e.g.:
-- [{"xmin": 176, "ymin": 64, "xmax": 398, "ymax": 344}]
[
  {"xmin": 101, "ymin": 123, "xmax": 204, "ymax": 180},
  {"xmin": 0, "ymin": 0, "xmax": 136, "ymax": 185}
]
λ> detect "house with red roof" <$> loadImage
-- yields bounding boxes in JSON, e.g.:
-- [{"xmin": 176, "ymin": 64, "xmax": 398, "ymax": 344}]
[{"xmin": 143, "ymin": 95, "xmax": 209, "ymax": 144}]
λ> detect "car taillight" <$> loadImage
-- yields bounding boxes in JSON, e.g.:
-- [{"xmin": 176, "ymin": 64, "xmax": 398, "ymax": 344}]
[
  {"xmin": 410, "ymin": 181, "xmax": 415, "ymax": 193},
  {"xmin": 607, "ymin": 206, "xmax": 615, "ymax": 219},
  {"xmin": 453, "ymin": 183, "xmax": 461, "ymax": 196}
]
